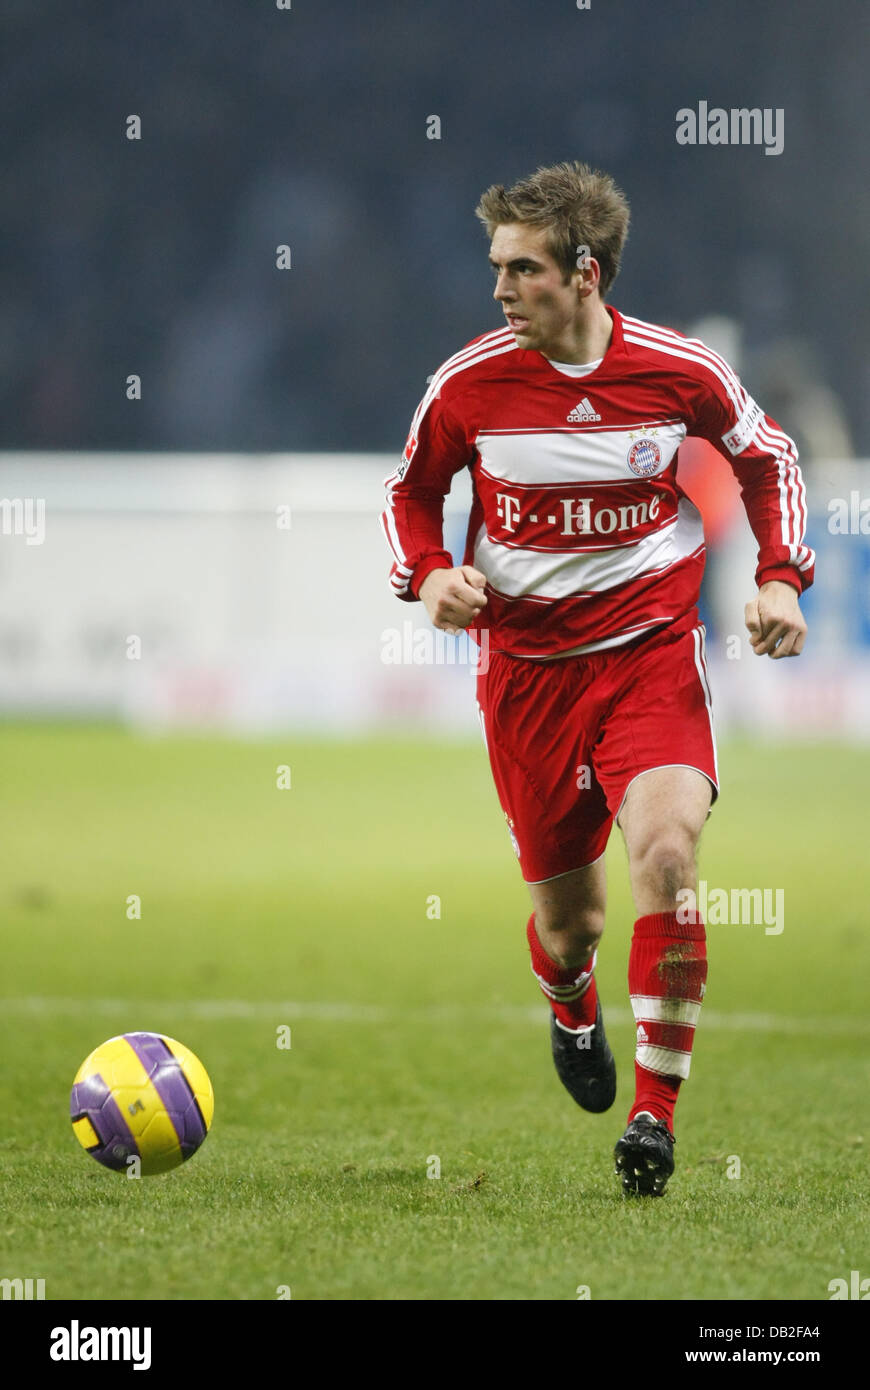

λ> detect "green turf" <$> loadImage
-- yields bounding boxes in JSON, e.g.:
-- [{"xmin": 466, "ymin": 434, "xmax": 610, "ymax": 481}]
[{"xmin": 0, "ymin": 725, "xmax": 867, "ymax": 1300}]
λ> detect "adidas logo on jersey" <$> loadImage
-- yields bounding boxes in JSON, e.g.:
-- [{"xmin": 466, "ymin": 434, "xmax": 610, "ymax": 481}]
[
  {"xmin": 567, "ymin": 397, "xmax": 601, "ymax": 423},
  {"xmin": 636, "ymin": 1024, "xmax": 649, "ymax": 1042}
]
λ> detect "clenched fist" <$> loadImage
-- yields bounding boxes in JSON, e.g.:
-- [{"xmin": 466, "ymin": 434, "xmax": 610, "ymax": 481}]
[
  {"xmin": 419, "ymin": 565, "xmax": 488, "ymax": 634},
  {"xmin": 744, "ymin": 580, "xmax": 807, "ymax": 659}
]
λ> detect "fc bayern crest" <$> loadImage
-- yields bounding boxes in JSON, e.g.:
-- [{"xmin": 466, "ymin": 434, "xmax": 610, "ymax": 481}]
[{"xmin": 627, "ymin": 436, "xmax": 662, "ymax": 476}]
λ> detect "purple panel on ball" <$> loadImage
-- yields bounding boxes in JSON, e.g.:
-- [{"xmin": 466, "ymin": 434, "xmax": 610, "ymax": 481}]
[
  {"xmin": 70, "ymin": 1072, "xmax": 138, "ymax": 1171},
  {"xmin": 123, "ymin": 1032, "xmax": 206, "ymax": 1157}
]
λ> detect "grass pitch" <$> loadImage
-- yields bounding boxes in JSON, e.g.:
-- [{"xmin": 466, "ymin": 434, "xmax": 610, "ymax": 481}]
[{"xmin": 0, "ymin": 725, "xmax": 867, "ymax": 1301}]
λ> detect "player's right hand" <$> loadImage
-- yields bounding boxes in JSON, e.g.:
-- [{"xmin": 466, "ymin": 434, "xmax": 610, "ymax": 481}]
[{"xmin": 419, "ymin": 565, "xmax": 488, "ymax": 634}]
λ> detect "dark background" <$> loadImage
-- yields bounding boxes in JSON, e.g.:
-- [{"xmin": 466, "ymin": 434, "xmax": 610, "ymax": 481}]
[{"xmin": 2, "ymin": 0, "xmax": 866, "ymax": 453}]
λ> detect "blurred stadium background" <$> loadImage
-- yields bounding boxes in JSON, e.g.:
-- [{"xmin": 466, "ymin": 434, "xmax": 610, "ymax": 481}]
[
  {"xmin": 2, "ymin": 0, "xmax": 868, "ymax": 1304},
  {"xmin": 2, "ymin": 0, "xmax": 868, "ymax": 740}
]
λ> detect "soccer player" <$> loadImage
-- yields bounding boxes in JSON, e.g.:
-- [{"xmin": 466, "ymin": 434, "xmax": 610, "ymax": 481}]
[{"xmin": 379, "ymin": 162, "xmax": 814, "ymax": 1196}]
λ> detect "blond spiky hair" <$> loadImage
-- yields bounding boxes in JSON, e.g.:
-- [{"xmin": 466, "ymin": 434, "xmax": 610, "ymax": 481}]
[{"xmin": 475, "ymin": 160, "xmax": 630, "ymax": 294}]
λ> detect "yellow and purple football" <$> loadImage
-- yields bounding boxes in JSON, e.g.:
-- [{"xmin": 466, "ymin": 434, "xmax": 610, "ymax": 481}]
[{"xmin": 69, "ymin": 1032, "xmax": 214, "ymax": 1175}]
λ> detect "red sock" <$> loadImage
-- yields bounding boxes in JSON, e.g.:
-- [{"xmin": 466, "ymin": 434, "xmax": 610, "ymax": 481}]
[
  {"xmin": 526, "ymin": 913, "xmax": 598, "ymax": 1031},
  {"xmin": 628, "ymin": 910, "xmax": 707, "ymax": 1133}
]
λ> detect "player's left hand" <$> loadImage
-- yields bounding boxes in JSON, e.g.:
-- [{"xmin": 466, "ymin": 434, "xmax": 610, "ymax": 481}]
[{"xmin": 744, "ymin": 580, "xmax": 807, "ymax": 659}]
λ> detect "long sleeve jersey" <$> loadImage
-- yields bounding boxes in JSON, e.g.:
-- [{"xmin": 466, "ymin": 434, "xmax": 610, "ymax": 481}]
[{"xmin": 380, "ymin": 307, "xmax": 814, "ymax": 657}]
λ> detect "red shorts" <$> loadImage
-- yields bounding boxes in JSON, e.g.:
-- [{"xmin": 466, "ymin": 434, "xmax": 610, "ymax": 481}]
[{"xmin": 476, "ymin": 611, "xmax": 719, "ymax": 883}]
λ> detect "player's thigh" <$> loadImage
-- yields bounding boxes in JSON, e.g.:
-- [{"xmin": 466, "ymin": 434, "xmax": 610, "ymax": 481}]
[
  {"xmin": 477, "ymin": 652, "xmax": 612, "ymax": 885},
  {"xmin": 617, "ymin": 765, "xmax": 713, "ymax": 862},
  {"xmin": 527, "ymin": 853, "xmax": 607, "ymax": 934},
  {"xmin": 594, "ymin": 618, "xmax": 719, "ymax": 859}
]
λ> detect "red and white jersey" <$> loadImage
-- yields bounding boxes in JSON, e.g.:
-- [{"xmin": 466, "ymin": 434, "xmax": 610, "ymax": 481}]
[{"xmin": 380, "ymin": 306, "xmax": 814, "ymax": 657}]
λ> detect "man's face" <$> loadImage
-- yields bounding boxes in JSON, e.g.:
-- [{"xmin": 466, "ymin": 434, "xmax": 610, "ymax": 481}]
[{"xmin": 489, "ymin": 223, "xmax": 583, "ymax": 357}]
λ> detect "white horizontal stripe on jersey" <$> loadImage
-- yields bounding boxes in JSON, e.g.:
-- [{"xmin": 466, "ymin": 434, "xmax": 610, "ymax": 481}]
[
  {"xmin": 630, "ymin": 995, "xmax": 702, "ymax": 1026},
  {"xmin": 478, "ymin": 418, "xmax": 684, "ymax": 436},
  {"xmin": 474, "ymin": 497, "xmax": 704, "ymax": 601},
  {"xmin": 475, "ymin": 421, "xmax": 686, "ymax": 487},
  {"xmin": 636, "ymin": 1043, "xmax": 693, "ymax": 1079}
]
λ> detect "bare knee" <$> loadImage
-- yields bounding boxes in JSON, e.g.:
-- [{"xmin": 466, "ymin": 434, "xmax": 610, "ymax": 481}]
[
  {"xmin": 631, "ymin": 832, "xmax": 697, "ymax": 901},
  {"xmin": 535, "ymin": 905, "xmax": 605, "ymax": 969}
]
